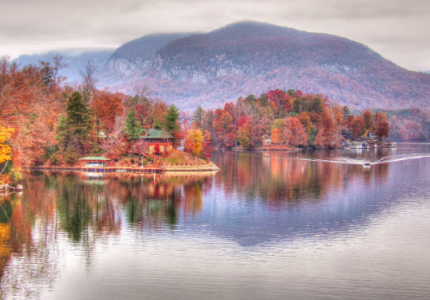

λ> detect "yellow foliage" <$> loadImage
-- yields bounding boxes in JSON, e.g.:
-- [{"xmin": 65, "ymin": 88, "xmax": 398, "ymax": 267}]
[
  {"xmin": 187, "ymin": 129, "xmax": 203, "ymax": 157},
  {"xmin": 0, "ymin": 126, "xmax": 14, "ymax": 165}
]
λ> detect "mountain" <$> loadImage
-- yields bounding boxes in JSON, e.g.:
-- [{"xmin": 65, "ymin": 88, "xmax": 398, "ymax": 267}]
[
  {"xmin": 14, "ymin": 21, "xmax": 430, "ymax": 110},
  {"xmin": 107, "ymin": 33, "xmax": 198, "ymax": 74},
  {"xmin": 107, "ymin": 21, "xmax": 430, "ymax": 110},
  {"xmin": 14, "ymin": 48, "xmax": 115, "ymax": 83}
]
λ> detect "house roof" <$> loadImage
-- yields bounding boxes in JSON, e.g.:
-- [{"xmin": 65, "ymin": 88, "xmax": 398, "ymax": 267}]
[
  {"xmin": 79, "ymin": 157, "xmax": 111, "ymax": 161},
  {"xmin": 141, "ymin": 129, "xmax": 173, "ymax": 139}
]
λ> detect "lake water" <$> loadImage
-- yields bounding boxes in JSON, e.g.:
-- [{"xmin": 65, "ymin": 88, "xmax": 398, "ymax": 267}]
[{"xmin": 1, "ymin": 144, "xmax": 430, "ymax": 299}]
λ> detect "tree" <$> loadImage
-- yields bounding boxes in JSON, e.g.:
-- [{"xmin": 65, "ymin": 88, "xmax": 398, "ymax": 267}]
[
  {"xmin": 299, "ymin": 112, "xmax": 312, "ymax": 135},
  {"xmin": 193, "ymin": 106, "xmax": 204, "ymax": 128},
  {"xmin": 56, "ymin": 113, "xmax": 69, "ymax": 151},
  {"xmin": 315, "ymin": 110, "xmax": 337, "ymax": 148},
  {"xmin": 311, "ymin": 98, "xmax": 323, "ymax": 114},
  {"xmin": 66, "ymin": 91, "xmax": 93, "ymax": 153},
  {"xmin": 271, "ymin": 128, "xmax": 282, "ymax": 145},
  {"xmin": 346, "ymin": 115, "xmax": 354, "ymax": 128},
  {"xmin": 363, "ymin": 110, "xmax": 374, "ymax": 132},
  {"xmin": 202, "ymin": 131, "xmax": 213, "ymax": 162},
  {"xmin": 91, "ymin": 91, "xmax": 124, "ymax": 135},
  {"xmin": 237, "ymin": 122, "xmax": 252, "ymax": 149},
  {"xmin": 350, "ymin": 116, "xmax": 366, "ymax": 140},
  {"xmin": 375, "ymin": 112, "xmax": 390, "ymax": 141},
  {"xmin": 63, "ymin": 147, "xmax": 78, "ymax": 164},
  {"xmin": 39, "ymin": 61, "xmax": 54, "ymax": 92},
  {"xmin": 186, "ymin": 129, "xmax": 203, "ymax": 159},
  {"xmin": 285, "ymin": 117, "xmax": 308, "ymax": 147},
  {"xmin": 80, "ymin": 60, "xmax": 98, "ymax": 102},
  {"xmin": 154, "ymin": 143, "xmax": 161, "ymax": 154},
  {"xmin": 164, "ymin": 105, "xmax": 180, "ymax": 136},
  {"xmin": 0, "ymin": 126, "xmax": 14, "ymax": 167},
  {"xmin": 343, "ymin": 106, "xmax": 350, "ymax": 120},
  {"xmin": 124, "ymin": 109, "xmax": 143, "ymax": 141}
]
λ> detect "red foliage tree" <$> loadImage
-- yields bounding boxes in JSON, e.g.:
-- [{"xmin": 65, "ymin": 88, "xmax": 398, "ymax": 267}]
[
  {"xmin": 350, "ymin": 116, "xmax": 366, "ymax": 140},
  {"xmin": 202, "ymin": 131, "xmax": 213, "ymax": 162},
  {"xmin": 154, "ymin": 143, "xmax": 161, "ymax": 154},
  {"xmin": 375, "ymin": 112, "xmax": 390, "ymax": 141}
]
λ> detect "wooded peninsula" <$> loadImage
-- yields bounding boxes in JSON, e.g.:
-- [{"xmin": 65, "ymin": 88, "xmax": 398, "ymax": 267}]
[{"xmin": 0, "ymin": 55, "xmax": 423, "ymax": 183}]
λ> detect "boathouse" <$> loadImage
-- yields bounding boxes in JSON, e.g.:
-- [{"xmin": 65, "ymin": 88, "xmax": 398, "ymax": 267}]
[
  {"xmin": 141, "ymin": 129, "xmax": 174, "ymax": 154},
  {"xmin": 79, "ymin": 156, "xmax": 111, "ymax": 168}
]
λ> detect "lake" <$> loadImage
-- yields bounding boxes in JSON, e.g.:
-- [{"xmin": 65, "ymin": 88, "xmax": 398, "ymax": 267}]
[{"xmin": 1, "ymin": 144, "xmax": 430, "ymax": 299}]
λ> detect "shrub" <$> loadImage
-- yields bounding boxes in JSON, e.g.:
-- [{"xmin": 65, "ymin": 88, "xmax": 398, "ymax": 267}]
[
  {"xmin": 63, "ymin": 147, "xmax": 78, "ymax": 164},
  {"xmin": 50, "ymin": 154, "xmax": 58, "ymax": 165},
  {"xmin": 130, "ymin": 158, "xmax": 135, "ymax": 164}
]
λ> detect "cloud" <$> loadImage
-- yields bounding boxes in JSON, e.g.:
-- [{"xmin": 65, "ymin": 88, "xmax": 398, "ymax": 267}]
[{"xmin": 0, "ymin": 0, "xmax": 429, "ymax": 70}]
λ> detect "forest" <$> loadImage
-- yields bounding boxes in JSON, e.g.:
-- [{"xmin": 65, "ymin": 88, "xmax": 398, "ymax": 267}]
[{"xmin": 0, "ymin": 55, "xmax": 427, "ymax": 182}]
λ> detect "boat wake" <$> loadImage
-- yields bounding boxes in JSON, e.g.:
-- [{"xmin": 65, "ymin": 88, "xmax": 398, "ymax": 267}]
[
  {"xmin": 267, "ymin": 154, "xmax": 430, "ymax": 166},
  {"xmin": 371, "ymin": 154, "xmax": 430, "ymax": 165}
]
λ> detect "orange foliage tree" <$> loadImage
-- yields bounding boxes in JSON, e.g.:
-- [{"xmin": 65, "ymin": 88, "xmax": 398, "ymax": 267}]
[
  {"xmin": 91, "ymin": 90, "xmax": 124, "ymax": 135},
  {"xmin": 375, "ymin": 112, "xmax": 390, "ymax": 141}
]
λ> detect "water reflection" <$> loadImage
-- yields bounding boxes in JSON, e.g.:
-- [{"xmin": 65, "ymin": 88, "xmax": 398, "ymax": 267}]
[{"xmin": 1, "ymin": 147, "xmax": 430, "ymax": 299}]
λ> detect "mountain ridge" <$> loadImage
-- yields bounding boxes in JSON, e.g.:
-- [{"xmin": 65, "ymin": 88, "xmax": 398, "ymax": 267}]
[{"xmin": 14, "ymin": 21, "xmax": 430, "ymax": 110}]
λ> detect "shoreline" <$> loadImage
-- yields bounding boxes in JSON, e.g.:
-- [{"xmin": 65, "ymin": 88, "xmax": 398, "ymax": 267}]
[{"xmin": 28, "ymin": 162, "xmax": 220, "ymax": 173}]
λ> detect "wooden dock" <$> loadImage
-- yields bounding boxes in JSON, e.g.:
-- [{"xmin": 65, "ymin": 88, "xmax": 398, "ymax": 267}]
[
  {"xmin": 30, "ymin": 166, "xmax": 163, "ymax": 173},
  {"xmin": 80, "ymin": 167, "xmax": 163, "ymax": 173}
]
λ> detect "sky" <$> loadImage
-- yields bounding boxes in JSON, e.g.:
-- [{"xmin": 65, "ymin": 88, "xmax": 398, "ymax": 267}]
[{"xmin": 1, "ymin": 0, "xmax": 429, "ymax": 71}]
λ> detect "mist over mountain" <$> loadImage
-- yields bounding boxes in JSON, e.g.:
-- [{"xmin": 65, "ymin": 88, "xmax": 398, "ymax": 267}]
[
  {"xmin": 14, "ymin": 21, "xmax": 430, "ymax": 110},
  {"xmin": 107, "ymin": 33, "xmax": 198, "ymax": 74},
  {"xmin": 14, "ymin": 48, "xmax": 115, "ymax": 84}
]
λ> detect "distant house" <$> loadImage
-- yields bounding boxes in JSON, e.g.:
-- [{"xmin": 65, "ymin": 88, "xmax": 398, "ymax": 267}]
[{"xmin": 141, "ymin": 129, "xmax": 174, "ymax": 154}]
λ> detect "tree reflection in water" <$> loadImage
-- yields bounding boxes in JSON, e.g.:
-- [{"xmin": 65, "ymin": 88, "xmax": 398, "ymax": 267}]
[{"xmin": 0, "ymin": 151, "xmax": 394, "ymax": 298}]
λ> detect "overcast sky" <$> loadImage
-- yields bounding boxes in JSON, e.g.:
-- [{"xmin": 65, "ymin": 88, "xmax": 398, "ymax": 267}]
[{"xmin": 1, "ymin": 0, "xmax": 429, "ymax": 71}]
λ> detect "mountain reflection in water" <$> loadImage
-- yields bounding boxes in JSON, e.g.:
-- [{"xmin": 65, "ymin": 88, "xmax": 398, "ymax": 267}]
[{"xmin": 1, "ymin": 145, "xmax": 430, "ymax": 299}]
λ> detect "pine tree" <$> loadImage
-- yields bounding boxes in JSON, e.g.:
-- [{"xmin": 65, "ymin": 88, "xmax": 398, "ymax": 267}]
[
  {"xmin": 66, "ymin": 91, "xmax": 93, "ymax": 153},
  {"xmin": 56, "ymin": 113, "xmax": 69, "ymax": 151},
  {"xmin": 164, "ymin": 105, "xmax": 180, "ymax": 135},
  {"xmin": 124, "ymin": 109, "xmax": 143, "ymax": 141}
]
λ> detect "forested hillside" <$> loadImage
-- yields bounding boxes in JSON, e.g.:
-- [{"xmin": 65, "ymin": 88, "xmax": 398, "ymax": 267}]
[{"xmin": 14, "ymin": 21, "xmax": 430, "ymax": 111}]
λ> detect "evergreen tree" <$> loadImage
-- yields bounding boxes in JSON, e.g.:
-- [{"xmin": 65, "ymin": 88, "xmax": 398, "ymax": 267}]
[
  {"xmin": 311, "ymin": 98, "xmax": 323, "ymax": 114},
  {"xmin": 193, "ymin": 106, "xmax": 204, "ymax": 128},
  {"xmin": 154, "ymin": 119, "xmax": 162, "ymax": 129},
  {"xmin": 66, "ymin": 91, "xmax": 93, "ymax": 152},
  {"xmin": 164, "ymin": 105, "xmax": 180, "ymax": 135},
  {"xmin": 56, "ymin": 113, "xmax": 69, "ymax": 151},
  {"xmin": 124, "ymin": 109, "xmax": 143, "ymax": 141}
]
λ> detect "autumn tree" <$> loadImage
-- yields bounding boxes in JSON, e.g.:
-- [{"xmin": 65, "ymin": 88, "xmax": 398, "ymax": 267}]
[
  {"xmin": 315, "ymin": 110, "xmax": 338, "ymax": 148},
  {"xmin": 0, "ymin": 126, "xmax": 14, "ymax": 168},
  {"xmin": 363, "ymin": 110, "xmax": 374, "ymax": 132},
  {"xmin": 186, "ymin": 129, "xmax": 203, "ymax": 159},
  {"xmin": 350, "ymin": 116, "xmax": 366, "ymax": 140},
  {"xmin": 271, "ymin": 128, "xmax": 282, "ymax": 145},
  {"xmin": 285, "ymin": 117, "xmax": 308, "ymax": 147},
  {"xmin": 311, "ymin": 98, "xmax": 323, "ymax": 114},
  {"xmin": 237, "ymin": 118, "xmax": 253, "ymax": 148},
  {"xmin": 346, "ymin": 115, "xmax": 354, "ymax": 128},
  {"xmin": 202, "ymin": 131, "xmax": 213, "ymax": 162},
  {"xmin": 91, "ymin": 91, "xmax": 124, "ymax": 136},
  {"xmin": 213, "ymin": 109, "xmax": 235, "ymax": 147},
  {"xmin": 299, "ymin": 112, "xmax": 312, "ymax": 135},
  {"xmin": 375, "ymin": 112, "xmax": 390, "ymax": 141}
]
